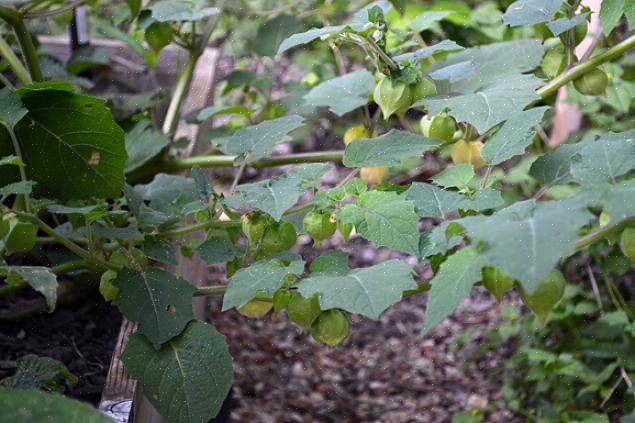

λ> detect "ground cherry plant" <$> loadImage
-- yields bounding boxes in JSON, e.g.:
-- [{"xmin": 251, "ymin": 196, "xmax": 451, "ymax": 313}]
[{"xmin": 1, "ymin": 0, "xmax": 635, "ymax": 422}]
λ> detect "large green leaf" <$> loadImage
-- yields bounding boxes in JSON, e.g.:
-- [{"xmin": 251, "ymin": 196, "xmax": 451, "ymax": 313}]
[
  {"xmin": 423, "ymin": 247, "xmax": 488, "ymax": 334},
  {"xmin": 2, "ymin": 354, "xmax": 77, "ymax": 391},
  {"xmin": 296, "ymin": 259, "xmax": 417, "ymax": 320},
  {"xmin": 424, "ymin": 40, "xmax": 544, "ymax": 92},
  {"xmin": 340, "ymin": 190, "xmax": 420, "ymax": 255},
  {"xmin": 222, "ymin": 259, "xmax": 304, "ymax": 310},
  {"xmin": 0, "ymin": 87, "xmax": 27, "ymax": 128},
  {"xmin": 124, "ymin": 120, "xmax": 170, "ymax": 173},
  {"xmin": 216, "ymin": 115, "xmax": 304, "ymax": 164},
  {"xmin": 302, "ymin": 70, "xmax": 374, "ymax": 117},
  {"xmin": 481, "ymin": 107, "xmax": 549, "ymax": 165},
  {"xmin": 225, "ymin": 163, "xmax": 330, "ymax": 220},
  {"xmin": 121, "ymin": 321, "xmax": 233, "ymax": 423},
  {"xmin": 430, "ymin": 164, "xmax": 474, "ymax": 189},
  {"xmin": 502, "ymin": 0, "xmax": 563, "ymax": 26},
  {"xmin": 0, "ymin": 266, "xmax": 57, "ymax": 312},
  {"xmin": 113, "ymin": 267, "xmax": 196, "ymax": 344},
  {"xmin": 252, "ymin": 14, "xmax": 305, "ymax": 57},
  {"xmin": 418, "ymin": 74, "xmax": 543, "ymax": 134},
  {"xmin": 0, "ymin": 387, "xmax": 113, "ymax": 423},
  {"xmin": 150, "ymin": 0, "xmax": 220, "ymax": 22},
  {"xmin": 343, "ymin": 129, "xmax": 440, "ymax": 167},
  {"xmin": 404, "ymin": 182, "xmax": 464, "ymax": 219},
  {"xmin": 459, "ymin": 199, "xmax": 593, "ymax": 292},
  {"xmin": 570, "ymin": 131, "xmax": 635, "ymax": 183},
  {"xmin": 7, "ymin": 87, "xmax": 126, "ymax": 200}
]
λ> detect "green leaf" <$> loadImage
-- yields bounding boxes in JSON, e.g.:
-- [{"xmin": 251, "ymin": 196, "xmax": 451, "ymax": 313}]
[
  {"xmin": 0, "ymin": 181, "xmax": 33, "ymax": 197},
  {"xmin": 570, "ymin": 131, "xmax": 635, "ymax": 183},
  {"xmin": 121, "ymin": 321, "xmax": 233, "ymax": 423},
  {"xmin": 430, "ymin": 164, "xmax": 475, "ymax": 189},
  {"xmin": 225, "ymin": 163, "xmax": 330, "ymax": 220},
  {"xmin": 404, "ymin": 182, "xmax": 464, "ymax": 219},
  {"xmin": 529, "ymin": 143, "xmax": 580, "ymax": 186},
  {"xmin": 0, "ymin": 88, "xmax": 27, "ymax": 128},
  {"xmin": 296, "ymin": 259, "xmax": 417, "ymax": 320},
  {"xmin": 419, "ymin": 74, "xmax": 542, "ymax": 134},
  {"xmin": 600, "ymin": 0, "xmax": 625, "ymax": 35},
  {"xmin": 481, "ymin": 107, "xmax": 549, "ymax": 165},
  {"xmin": 423, "ymin": 247, "xmax": 488, "ymax": 334},
  {"xmin": 0, "ymin": 155, "xmax": 22, "ymax": 167},
  {"xmin": 502, "ymin": 0, "xmax": 563, "ymax": 26},
  {"xmin": 459, "ymin": 199, "xmax": 593, "ymax": 292},
  {"xmin": 309, "ymin": 250, "xmax": 350, "ymax": 275},
  {"xmin": 277, "ymin": 25, "xmax": 350, "ymax": 54},
  {"xmin": 150, "ymin": 0, "xmax": 220, "ymax": 22},
  {"xmin": 419, "ymin": 221, "xmax": 464, "ymax": 258},
  {"xmin": 340, "ymin": 190, "xmax": 420, "ymax": 255},
  {"xmin": 580, "ymin": 180, "xmax": 635, "ymax": 224},
  {"xmin": 0, "ymin": 387, "xmax": 113, "ymax": 423},
  {"xmin": 410, "ymin": 11, "xmax": 451, "ymax": 32},
  {"xmin": 217, "ymin": 115, "xmax": 304, "ymax": 164},
  {"xmin": 186, "ymin": 105, "xmax": 253, "ymax": 124},
  {"xmin": 252, "ymin": 14, "xmax": 305, "ymax": 57},
  {"xmin": 2, "ymin": 354, "xmax": 77, "ymax": 391},
  {"xmin": 343, "ymin": 129, "xmax": 440, "ymax": 167},
  {"xmin": 6, "ymin": 87, "xmax": 126, "ymax": 200},
  {"xmin": 394, "ymin": 40, "xmax": 464, "ymax": 63},
  {"xmin": 124, "ymin": 120, "xmax": 170, "ymax": 173},
  {"xmin": 302, "ymin": 70, "xmax": 374, "ymax": 117},
  {"xmin": 144, "ymin": 236, "xmax": 177, "ymax": 265},
  {"xmin": 426, "ymin": 40, "xmax": 544, "ymax": 92},
  {"xmin": 195, "ymin": 236, "xmax": 237, "ymax": 265},
  {"xmin": 222, "ymin": 259, "xmax": 303, "ymax": 310},
  {"xmin": 113, "ymin": 267, "xmax": 196, "ymax": 344},
  {"xmin": 459, "ymin": 188, "xmax": 504, "ymax": 212},
  {"xmin": 547, "ymin": 13, "xmax": 590, "ymax": 36},
  {"xmin": 0, "ymin": 266, "xmax": 57, "ymax": 312}
]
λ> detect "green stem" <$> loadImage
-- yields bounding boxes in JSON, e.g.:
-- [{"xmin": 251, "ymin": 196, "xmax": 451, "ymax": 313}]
[
  {"xmin": 3, "ymin": 123, "xmax": 31, "ymax": 212},
  {"xmin": 194, "ymin": 285, "xmax": 227, "ymax": 297},
  {"xmin": 537, "ymin": 34, "xmax": 635, "ymax": 100},
  {"xmin": 0, "ymin": 5, "xmax": 43, "ymax": 82},
  {"xmin": 162, "ymin": 52, "xmax": 198, "ymax": 137},
  {"xmin": 163, "ymin": 150, "xmax": 345, "ymax": 171},
  {"xmin": 158, "ymin": 219, "xmax": 241, "ymax": 238},
  {"xmin": 574, "ymin": 217, "xmax": 635, "ymax": 251},
  {"xmin": 15, "ymin": 212, "xmax": 113, "ymax": 271},
  {"xmin": 0, "ymin": 35, "xmax": 31, "ymax": 84}
]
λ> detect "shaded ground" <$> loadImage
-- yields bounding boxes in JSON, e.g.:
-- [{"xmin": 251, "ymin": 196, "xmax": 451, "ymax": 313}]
[
  {"xmin": 205, "ymin": 261, "xmax": 521, "ymax": 423},
  {"xmin": 0, "ymin": 289, "xmax": 122, "ymax": 404}
]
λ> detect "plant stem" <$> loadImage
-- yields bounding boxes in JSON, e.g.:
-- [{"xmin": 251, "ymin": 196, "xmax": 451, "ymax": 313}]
[
  {"xmin": 574, "ymin": 217, "xmax": 635, "ymax": 251},
  {"xmin": 194, "ymin": 285, "xmax": 227, "ymax": 296},
  {"xmin": 3, "ymin": 123, "xmax": 31, "ymax": 212},
  {"xmin": 0, "ymin": 6, "xmax": 43, "ymax": 82},
  {"xmin": 537, "ymin": 33, "xmax": 635, "ymax": 99},
  {"xmin": 0, "ymin": 35, "xmax": 31, "ymax": 84},
  {"xmin": 163, "ymin": 150, "xmax": 345, "ymax": 171},
  {"xmin": 158, "ymin": 219, "xmax": 241, "ymax": 238},
  {"xmin": 24, "ymin": 0, "xmax": 85, "ymax": 19},
  {"xmin": 162, "ymin": 52, "xmax": 198, "ymax": 136},
  {"xmin": 15, "ymin": 212, "xmax": 113, "ymax": 271}
]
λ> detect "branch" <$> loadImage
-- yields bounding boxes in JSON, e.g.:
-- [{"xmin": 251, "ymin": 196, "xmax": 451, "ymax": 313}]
[
  {"xmin": 162, "ymin": 150, "xmax": 345, "ymax": 171},
  {"xmin": 537, "ymin": 34, "xmax": 635, "ymax": 100}
]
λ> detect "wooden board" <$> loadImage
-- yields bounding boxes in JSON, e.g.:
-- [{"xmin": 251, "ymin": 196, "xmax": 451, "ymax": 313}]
[{"xmin": 94, "ymin": 47, "xmax": 220, "ymax": 423}]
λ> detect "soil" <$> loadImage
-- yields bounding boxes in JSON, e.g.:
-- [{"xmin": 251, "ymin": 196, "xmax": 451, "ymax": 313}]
[{"xmin": 0, "ymin": 288, "xmax": 122, "ymax": 404}]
